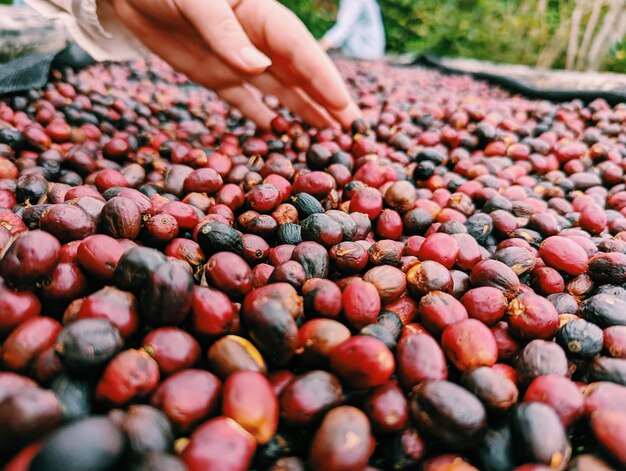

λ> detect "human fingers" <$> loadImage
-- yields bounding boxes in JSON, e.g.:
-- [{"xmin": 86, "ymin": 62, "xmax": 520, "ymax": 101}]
[
  {"xmin": 234, "ymin": 0, "xmax": 360, "ymax": 127},
  {"xmin": 217, "ymin": 84, "xmax": 275, "ymax": 129},
  {"xmin": 175, "ymin": 0, "xmax": 272, "ymax": 75},
  {"xmin": 248, "ymin": 73, "xmax": 338, "ymax": 129},
  {"xmin": 113, "ymin": 0, "xmax": 246, "ymax": 90}
]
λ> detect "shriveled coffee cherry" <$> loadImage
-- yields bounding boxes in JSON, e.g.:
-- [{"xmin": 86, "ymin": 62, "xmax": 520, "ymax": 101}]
[
  {"xmin": 368, "ymin": 239, "xmax": 403, "ymax": 266},
  {"xmin": 100, "ymin": 196, "xmax": 142, "ymax": 240},
  {"xmin": 588, "ymin": 252, "xmax": 626, "ymax": 285},
  {"xmin": 384, "ymin": 180, "xmax": 417, "ymax": 213},
  {"xmin": 363, "ymin": 265, "xmax": 406, "ymax": 304},
  {"xmin": 470, "ymin": 259, "xmax": 520, "ymax": 299},
  {"xmin": 165, "ymin": 238, "xmax": 205, "ymax": 269},
  {"xmin": 329, "ymin": 241, "xmax": 369, "ymax": 274},
  {"xmin": 506, "ymin": 293, "xmax": 559, "ymax": 340},
  {"xmin": 555, "ymin": 318, "xmax": 603, "ymax": 360},
  {"xmin": 292, "ymin": 241, "xmax": 330, "ymax": 279},
  {"xmin": 301, "ymin": 213, "xmax": 343, "ymax": 248},
  {"xmin": 407, "ymin": 260, "xmax": 453, "ymax": 297},
  {"xmin": 268, "ymin": 261, "xmax": 306, "ymax": 290},
  {"xmin": 144, "ymin": 213, "xmax": 179, "ymax": 243},
  {"xmin": 196, "ymin": 220, "xmax": 243, "ymax": 255},
  {"xmin": 242, "ymin": 282, "xmax": 302, "ymax": 322}
]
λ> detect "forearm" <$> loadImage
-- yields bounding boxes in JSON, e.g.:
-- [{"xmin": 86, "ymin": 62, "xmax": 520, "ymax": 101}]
[{"xmin": 25, "ymin": 0, "xmax": 148, "ymax": 61}]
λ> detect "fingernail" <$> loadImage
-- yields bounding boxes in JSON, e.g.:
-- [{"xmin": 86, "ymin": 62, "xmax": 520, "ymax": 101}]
[{"xmin": 239, "ymin": 47, "xmax": 272, "ymax": 70}]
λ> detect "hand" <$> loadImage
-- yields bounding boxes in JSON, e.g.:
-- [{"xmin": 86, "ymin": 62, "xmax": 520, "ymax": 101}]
[{"xmin": 112, "ymin": 0, "xmax": 361, "ymax": 129}]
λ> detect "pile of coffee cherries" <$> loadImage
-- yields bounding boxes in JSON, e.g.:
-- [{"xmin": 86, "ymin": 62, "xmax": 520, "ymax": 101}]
[{"xmin": 1, "ymin": 55, "xmax": 626, "ymax": 471}]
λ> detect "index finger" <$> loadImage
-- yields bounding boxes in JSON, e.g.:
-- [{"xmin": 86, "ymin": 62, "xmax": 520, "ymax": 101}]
[{"xmin": 235, "ymin": 0, "xmax": 361, "ymax": 127}]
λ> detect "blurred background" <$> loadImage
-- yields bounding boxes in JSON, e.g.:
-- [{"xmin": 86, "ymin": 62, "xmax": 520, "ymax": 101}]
[
  {"xmin": 2, "ymin": 0, "xmax": 624, "ymax": 73},
  {"xmin": 280, "ymin": 0, "xmax": 626, "ymax": 73}
]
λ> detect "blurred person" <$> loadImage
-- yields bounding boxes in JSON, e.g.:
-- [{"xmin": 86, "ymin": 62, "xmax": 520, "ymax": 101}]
[
  {"xmin": 319, "ymin": 0, "xmax": 385, "ymax": 61},
  {"xmin": 24, "ymin": 0, "xmax": 361, "ymax": 130}
]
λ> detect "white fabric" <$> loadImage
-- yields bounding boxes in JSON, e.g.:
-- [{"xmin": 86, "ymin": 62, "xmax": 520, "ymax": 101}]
[
  {"xmin": 322, "ymin": 0, "xmax": 385, "ymax": 60},
  {"xmin": 24, "ymin": 0, "xmax": 148, "ymax": 61}
]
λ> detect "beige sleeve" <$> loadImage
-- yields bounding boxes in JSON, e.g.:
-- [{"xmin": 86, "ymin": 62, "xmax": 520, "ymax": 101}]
[{"xmin": 24, "ymin": 0, "xmax": 149, "ymax": 62}]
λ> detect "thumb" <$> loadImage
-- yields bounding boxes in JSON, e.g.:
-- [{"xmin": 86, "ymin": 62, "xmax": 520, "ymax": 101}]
[{"xmin": 177, "ymin": 0, "xmax": 271, "ymax": 74}]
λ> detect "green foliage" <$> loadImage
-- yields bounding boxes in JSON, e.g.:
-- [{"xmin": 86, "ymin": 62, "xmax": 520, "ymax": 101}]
[
  {"xmin": 279, "ymin": 0, "xmax": 623, "ymax": 71},
  {"xmin": 606, "ymin": 39, "xmax": 626, "ymax": 74}
]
